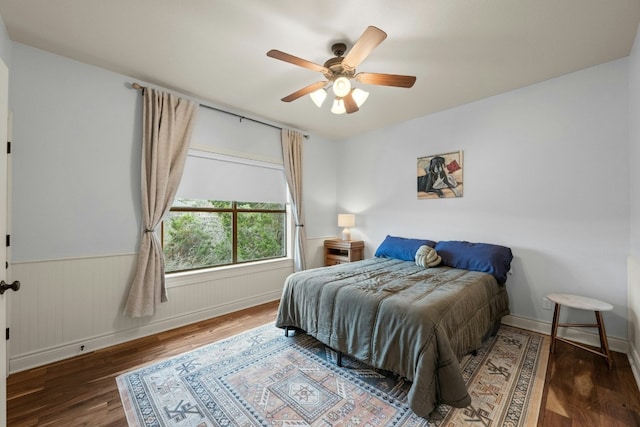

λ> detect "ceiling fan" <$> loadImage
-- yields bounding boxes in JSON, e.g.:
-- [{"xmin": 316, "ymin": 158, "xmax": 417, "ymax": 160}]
[{"xmin": 267, "ymin": 26, "xmax": 416, "ymax": 114}]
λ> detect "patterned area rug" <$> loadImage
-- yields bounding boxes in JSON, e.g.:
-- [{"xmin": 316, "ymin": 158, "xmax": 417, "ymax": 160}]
[{"xmin": 117, "ymin": 323, "xmax": 549, "ymax": 426}]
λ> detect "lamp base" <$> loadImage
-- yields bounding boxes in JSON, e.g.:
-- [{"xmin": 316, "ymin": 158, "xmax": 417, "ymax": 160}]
[{"xmin": 341, "ymin": 228, "xmax": 351, "ymax": 241}]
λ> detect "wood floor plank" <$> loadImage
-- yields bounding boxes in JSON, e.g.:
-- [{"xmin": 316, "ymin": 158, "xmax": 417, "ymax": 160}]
[
  {"xmin": 7, "ymin": 300, "xmax": 640, "ymax": 426},
  {"xmin": 540, "ymin": 409, "xmax": 572, "ymax": 427},
  {"xmin": 7, "ymin": 300, "xmax": 280, "ymax": 426},
  {"xmin": 537, "ymin": 341, "xmax": 640, "ymax": 426}
]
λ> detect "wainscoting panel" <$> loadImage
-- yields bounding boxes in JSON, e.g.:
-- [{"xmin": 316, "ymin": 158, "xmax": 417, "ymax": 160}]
[
  {"xmin": 9, "ymin": 254, "xmax": 293, "ymax": 373},
  {"xmin": 305, "ymin": 236, "xmax": 337, "ymax": 269},
  {"xmin": 628, "ymin": 255, "xmax": 640, "ymax": 387}
]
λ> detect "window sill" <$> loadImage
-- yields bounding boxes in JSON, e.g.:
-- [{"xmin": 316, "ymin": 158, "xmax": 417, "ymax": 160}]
[{"xmin": 165, "ymin": 257, "xmax": 294, "ymax": 288}]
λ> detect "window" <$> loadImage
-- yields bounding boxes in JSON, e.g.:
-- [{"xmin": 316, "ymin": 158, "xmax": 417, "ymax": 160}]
[
  {"xmin": 163, "ymin": 105, "xmax": 289, "ymax": 274},
  {"xmin": 163, "ymin": 199, "xmax": 287, "ymax": 273}
]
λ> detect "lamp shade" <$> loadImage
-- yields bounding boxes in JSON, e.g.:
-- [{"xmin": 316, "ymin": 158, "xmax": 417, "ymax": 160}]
[
  {"xmin": 310, "ymin": 88, "xmax": 327, "ymax": 107},
  {"xmin": 338, "ymin": 214, "xmax": 355, "ymax": 228},
  {"xmin": 352, "ymin": 88, "xmax": 369, "ymax": 107},
  {"xmin": 331, "ymin": 98, "xmax": 346, "ymax": 114}
]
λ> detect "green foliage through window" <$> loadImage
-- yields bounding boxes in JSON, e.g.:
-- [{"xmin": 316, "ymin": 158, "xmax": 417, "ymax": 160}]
[{"xmin": 163, "ymin": 199, "xmax": 286, "ymax": 273}]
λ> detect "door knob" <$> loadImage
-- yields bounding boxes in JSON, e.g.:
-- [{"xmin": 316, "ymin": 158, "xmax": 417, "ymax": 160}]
[{"xmin": 0, "ymin": 280, "xmax": 20, "ymax": 294}]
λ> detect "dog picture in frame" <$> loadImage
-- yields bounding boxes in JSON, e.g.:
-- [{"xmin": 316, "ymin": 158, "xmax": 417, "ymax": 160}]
[{"xmin": 417, "ymin": 150, "xmax": 463, "ymax": 199}]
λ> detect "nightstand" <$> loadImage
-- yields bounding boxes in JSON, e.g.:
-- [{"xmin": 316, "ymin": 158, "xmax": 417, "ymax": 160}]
[{"xmin": 324, "ymin": 239, "xmax": 364, "ymax": 266}]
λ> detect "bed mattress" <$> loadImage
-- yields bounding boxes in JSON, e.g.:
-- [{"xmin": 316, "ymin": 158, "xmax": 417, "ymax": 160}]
[{"xmin": 275, "ymin": 257, "xmax": 510, "ymax": 417}]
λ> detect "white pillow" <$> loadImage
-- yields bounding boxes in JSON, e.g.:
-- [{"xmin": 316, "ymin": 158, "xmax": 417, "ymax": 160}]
[{"xmin": 415, "ymin": 245, "xmax": 442, "ymax": 268}]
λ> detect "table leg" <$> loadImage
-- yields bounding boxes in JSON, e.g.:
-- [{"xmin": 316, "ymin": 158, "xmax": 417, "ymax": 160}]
[
  {"xmin": 595, "ymin": 311, "xmax": 613, "ymax": 369},
  {"xmin": 550, "ymin": 303, "xmax": 561, "ymax": 353}
]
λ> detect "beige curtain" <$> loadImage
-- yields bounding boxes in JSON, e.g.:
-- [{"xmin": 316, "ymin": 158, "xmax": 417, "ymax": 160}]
[
  {"xmin": 281, "ymin": 129, "xmax": 307, "ymax": 271},
  {"xmin": 124, "ymin": 88, "xmax": 198, "ymax": 317}
]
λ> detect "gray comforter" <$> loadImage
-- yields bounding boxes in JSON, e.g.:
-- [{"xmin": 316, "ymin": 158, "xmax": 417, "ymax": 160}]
[{"xmin": 275, "ymin": 257, "xmax": 510, "ymax": 417}]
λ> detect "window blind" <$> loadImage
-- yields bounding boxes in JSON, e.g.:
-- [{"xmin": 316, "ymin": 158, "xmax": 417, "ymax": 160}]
[
  {"xmin": 177, "ymin": 150, "xmax": 287, "ymax": 203},
  {"xmin": 176, "ymin": 105, "xmax": 287, "ymax": 204}
]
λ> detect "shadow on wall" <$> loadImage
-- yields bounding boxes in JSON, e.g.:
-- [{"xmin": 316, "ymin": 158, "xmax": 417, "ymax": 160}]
[
  {"xmin": 509, "ymin": 248, "xmax": 626, "ymax": 339},
  {"xmin": 508, "ymin": 248, "xmax": 584, "ymax": 326},
  {"xmin": 305, "ymin": 238, "xmax": 332, "ymax": 269},
  {"xmin": 627, "ymin": 255, "xmax": 640, "ymax": 356}
]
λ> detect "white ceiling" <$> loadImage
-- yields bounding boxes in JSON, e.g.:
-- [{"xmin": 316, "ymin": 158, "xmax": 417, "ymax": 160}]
[{"xmin": 0, "ymin": 1, "xmax": 639, "ymax": 140}]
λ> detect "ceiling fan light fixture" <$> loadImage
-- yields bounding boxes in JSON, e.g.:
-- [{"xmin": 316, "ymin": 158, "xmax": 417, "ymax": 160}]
[
  {"xmin": 331, "ymin": 98, "xmax": 346, "ymax": 114},
  {"xmin": 309, "ymin": 88, "xmax": 327, "ymax": 108},
  {"xmin": 332, "ymin": 77, "xmax": 351, "ymax": 97},
  {"xmin": 267, "ymin": 26, "xmax": 416, "ymax": 115},
  {"xmin": 352, "ymin": 88, "xmax": 369, "ymax": 107}
]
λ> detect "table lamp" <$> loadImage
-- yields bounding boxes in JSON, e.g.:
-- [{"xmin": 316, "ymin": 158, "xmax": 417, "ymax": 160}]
[{"xmin": 338, "ymin": 214, "xmax": 355, "ymax": 241}]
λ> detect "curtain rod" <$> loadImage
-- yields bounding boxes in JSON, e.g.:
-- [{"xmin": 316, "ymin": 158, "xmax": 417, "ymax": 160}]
[{"xmin": 131, "ymin": 83, "xmax": 309, "ymax": 138}]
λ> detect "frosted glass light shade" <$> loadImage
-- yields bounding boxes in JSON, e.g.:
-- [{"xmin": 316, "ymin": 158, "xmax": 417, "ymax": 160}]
[
  {"xmin": 309, "ymin": 88, "xmax": 327, "ymax": 107},
  {"xmin": 331, "ymin": 98, "xmax": 346, "ymax": 114},
  {"xmin": 333, "ymin": 77, "xmax": 351, "ymax": 97},
  {"xmin": 352, "ymin": 88, "xmax": 369, "ymax": 107}
]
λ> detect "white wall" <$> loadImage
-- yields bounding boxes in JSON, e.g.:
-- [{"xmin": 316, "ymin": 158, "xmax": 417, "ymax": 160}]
[
  {"xmin": 302, "ymin": 133, "xmax": 341, "ymax": 265},
  {"xmin": 628, "ymin": 23, "xmax": 640, "ymax": 369},
  {"xmin": 0, "ymin": 17, "xmax": 10, "ymax": 68},
  {"xmin": 7, "ymin": 43, "xmax": 338, "ymax": 370},
  {"xmin": 631, "ymin": 24, "xmax": 640, "ymax": 257},
  {"xmin": 339, "ymin": 59, "xmax": 630, "ymax": 341},
  {"xmin": 10, "ymin": 43, "xmax": 142, "ymax": 262}
]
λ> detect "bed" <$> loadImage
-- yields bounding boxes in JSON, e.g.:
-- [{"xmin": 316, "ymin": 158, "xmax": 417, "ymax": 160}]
[{"xmin": 275, "ymin": 237, "xmax": 513, "ymax": 418}]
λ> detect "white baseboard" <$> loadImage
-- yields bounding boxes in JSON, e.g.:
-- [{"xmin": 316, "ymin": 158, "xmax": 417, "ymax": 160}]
[
  {"xmin": 502, "ymin": 314, "xmax": 628, "ymax": 354},
  {"xmin": 628, "ymin": 342, "xmax": 640, "ymax": 388},
  {"xmin": 9, "ymin": 290, "xmax": 282, "ymax": 374}
]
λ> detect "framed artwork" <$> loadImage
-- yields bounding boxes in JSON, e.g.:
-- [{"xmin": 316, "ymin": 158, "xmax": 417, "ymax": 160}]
[{"xmin": 417, "ymin": 150, "xmax": 463, "ymax": 199}]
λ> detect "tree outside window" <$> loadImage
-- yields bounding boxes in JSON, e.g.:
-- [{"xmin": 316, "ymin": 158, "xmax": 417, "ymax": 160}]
[{"xmin": 163, "ymin": 198, "xmax": 286, "ymax": 273}]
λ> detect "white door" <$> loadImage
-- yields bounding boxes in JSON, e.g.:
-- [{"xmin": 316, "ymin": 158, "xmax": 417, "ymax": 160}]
[{"xmin": 0, "ymin": 57, "xmax": 9, "ymax": 427}]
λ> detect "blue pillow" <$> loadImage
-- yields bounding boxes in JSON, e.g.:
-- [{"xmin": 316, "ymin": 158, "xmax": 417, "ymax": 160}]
[
  {"xmin": 434, "ymin": 240, "xmax": 513, "ymax": 284},
  {"xmin": 374, "ymin": 235, "xmax": 436, "ymax": 261}
]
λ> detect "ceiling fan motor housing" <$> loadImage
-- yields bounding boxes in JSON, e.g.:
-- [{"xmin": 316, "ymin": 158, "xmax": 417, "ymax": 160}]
[{"xmin": 324, "ymin": 43, "xmax": 355, "ymax": 81}]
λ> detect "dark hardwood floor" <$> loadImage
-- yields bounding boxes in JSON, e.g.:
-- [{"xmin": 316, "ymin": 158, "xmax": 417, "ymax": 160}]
[
  {"xmin": 538, "ymin": 339, "xmax": 640, "ymax": 426},
  {"xmin": 6, "ymin": 300, "xmax": 640, "ymax": 426}
]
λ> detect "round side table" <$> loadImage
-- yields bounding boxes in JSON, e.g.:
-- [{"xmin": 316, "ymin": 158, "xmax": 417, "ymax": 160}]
[{"xmin": 547, "ymin": 293, "xmax": 613, "ymax": 369}]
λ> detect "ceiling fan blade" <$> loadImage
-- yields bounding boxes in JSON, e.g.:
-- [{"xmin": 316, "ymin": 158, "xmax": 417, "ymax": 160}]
[
  {"xmin": 342, "ymin": 26, "xmax": 387, "ymax": 71},
  {"xmin": 355, "ymin": 72, "xmax": 416, "ymax": 88},
  {"xmin": 343, "ymin": 92, "xmax": 359, "ymax": 114},
  {"xmin": 281, "ymin": 81, "xmax": 327, "ymax": 102},
  {"xmin": 267, "ymin": 50, "xmax": 329, "ymax": 74}
]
